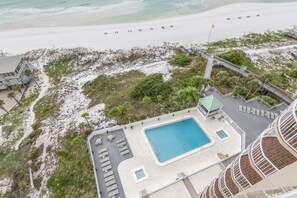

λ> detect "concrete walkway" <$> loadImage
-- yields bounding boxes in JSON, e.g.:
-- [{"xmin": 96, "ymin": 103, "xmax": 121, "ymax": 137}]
[
  {"xmin": 213, "ymin": 56, "xmax": 294, "ymax": 104},
  {"xmin": 203, "ymin": 57, "xmax": 214, "ymax": 79},
  {"xmin": 183, "ymin": 178, "xmax": 198, "ymax": 198}
]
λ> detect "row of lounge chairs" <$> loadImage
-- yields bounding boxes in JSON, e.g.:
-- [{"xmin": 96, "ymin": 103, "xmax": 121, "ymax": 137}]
[
  {"xmin": 239, "ymin": 105, "xmax": 279, "ymax": 119},
  {"xmin": 116, "ymin": 138, "xmax": 130, "ymax": 156},
  {"xmin": 98, "ymin": 148, "xmax": 119, "ymax": 198}
]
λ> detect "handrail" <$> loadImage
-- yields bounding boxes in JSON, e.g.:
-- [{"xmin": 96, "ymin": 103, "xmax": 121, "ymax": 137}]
[{"xmin": 219, "ymin": 110, "xmax": 246, "ymax": 151}]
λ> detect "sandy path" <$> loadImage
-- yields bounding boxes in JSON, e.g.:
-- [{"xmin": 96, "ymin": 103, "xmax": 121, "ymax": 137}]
[{"xmin": 14, "ymin": 62, "xmax": 49, "ymax": 150}]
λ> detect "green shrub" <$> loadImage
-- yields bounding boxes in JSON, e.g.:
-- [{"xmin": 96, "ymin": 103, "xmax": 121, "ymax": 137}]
[
  {"xmin": 220, "ymin": 50, "xmax": 254, "ymax": 68},
  {"xmin": 171, "ymin": 52, "xmax": 192, "ymax": 67},
  {"xmin": 108, "ymin": 102, "xmax": 130, "ymax": 118},
  {"xmin": 45, "ymin": 59, "xmax": 73, "ymax": 84},
  {"xmin": 233, "ymin": 87, "xmax": 247, "ymax": 97},
  {"xmin": 261, "ymin": 95, "xmax": 277, "ymax": 106},
  {"xmin": 130, "ymin": 74, "xmax": 172, "ymax": 99},
  {"xmin": 177, "ymin": 86, "xmax": 200, "ymax": 103},
  {"xmin": 290, "ymin": 69, "xmax": 297, "ymax": 78},
  {"xmin": 47, "ymin": 133, "xmax": 96, "ymax": 198},
  {"xmin": 142, "ymin": 96, "xmax": 152, "ymax": 104}
]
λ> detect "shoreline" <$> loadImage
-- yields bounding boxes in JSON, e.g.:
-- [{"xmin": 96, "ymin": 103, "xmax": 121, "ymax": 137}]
[
  {"xmin": 0, "ymin": 2, "xmax": 297, "ymax": 54},
  {"xmin": 0, "ymin": 1, "xmax": 287, "ymax": 31}
]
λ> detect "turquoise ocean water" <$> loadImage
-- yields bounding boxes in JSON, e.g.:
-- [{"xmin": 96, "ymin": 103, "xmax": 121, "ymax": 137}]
[{"xmin": 0, "ymin": 0, "xmax": 296, "ymax": 27}]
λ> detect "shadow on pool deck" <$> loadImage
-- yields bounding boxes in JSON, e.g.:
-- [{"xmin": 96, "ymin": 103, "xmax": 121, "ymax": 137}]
[{"xmin": 89, "ymin": 128, "xmax": 133, "ymax": 198}]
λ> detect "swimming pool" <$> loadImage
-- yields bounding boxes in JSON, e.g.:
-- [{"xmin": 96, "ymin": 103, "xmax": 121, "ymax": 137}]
[{"xmin": 145, "ymin": 118, "xmax": 211, "ymax": 163}]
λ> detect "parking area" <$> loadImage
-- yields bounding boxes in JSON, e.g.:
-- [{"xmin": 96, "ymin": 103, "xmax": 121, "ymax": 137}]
[{"xmin": 89, "ymin": 128, "xmax": 133, "ymax": 198}]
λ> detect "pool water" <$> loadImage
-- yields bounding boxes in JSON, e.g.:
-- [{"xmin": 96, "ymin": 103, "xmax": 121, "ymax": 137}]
[
  {"xmin": 135, "ymin": 169, "xmax": 146, "ymax": 180},
  {"xmin": 216, "ymin": 130, "xmax": 228, "ymax": 139},
  {"xmin": 145, "ymin": 118, "xmax": 211, "ymax": 163}
]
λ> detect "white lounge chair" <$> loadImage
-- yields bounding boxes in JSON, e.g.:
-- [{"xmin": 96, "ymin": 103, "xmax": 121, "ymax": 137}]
[
  {"xmin": 108, "ymin": 189, "xmax": 119, "ymax": 198},
  {"xmin": 120, "ymin": 150, "xmax": 130, "ymax": 156},
  {"xmin": 247, "ymin": 107, "xmax": 251, "ymax": 113},
  {"xmin": 239, "ymin": 105, "xmax": 243, "ymax": 112},
  {"xmin": 104, "ymin": 171, "xmax": 114, "ymax": 178}
]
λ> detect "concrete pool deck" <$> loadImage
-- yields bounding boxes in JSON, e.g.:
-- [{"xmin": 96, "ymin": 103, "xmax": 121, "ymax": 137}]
[{"xmin": 118, "ymin": 108, "xmax": 241, "ymax": 197}]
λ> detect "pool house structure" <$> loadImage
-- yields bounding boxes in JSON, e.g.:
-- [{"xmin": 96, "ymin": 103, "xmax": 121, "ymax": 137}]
[{"xmin": 197, "ymin": 95, "xmax": 223, "ymax": 118}]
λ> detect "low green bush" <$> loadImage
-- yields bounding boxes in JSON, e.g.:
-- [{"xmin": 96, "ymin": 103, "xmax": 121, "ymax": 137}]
[
  {"xmin": 130, "ymin": 74, "xmax": 172, "ymax": 100},
  {"xmin": 171, "ymin": 52, "xmax": 192, "ymax": 67}
]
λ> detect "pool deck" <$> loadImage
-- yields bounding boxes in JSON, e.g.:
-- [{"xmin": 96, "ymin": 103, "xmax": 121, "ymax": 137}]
[{"xmin": 118, "ymin": 108, "xmax": 241, "ymax": 197}]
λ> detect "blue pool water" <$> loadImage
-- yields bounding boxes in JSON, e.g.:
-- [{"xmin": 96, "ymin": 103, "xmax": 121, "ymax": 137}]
[
  {"xmin": 216, "ymin": 130, "xmax": 228, "ymax": 139},
  {"xmin": 145, "ymin": 118, "xmax": 210, "ymax": 163}
]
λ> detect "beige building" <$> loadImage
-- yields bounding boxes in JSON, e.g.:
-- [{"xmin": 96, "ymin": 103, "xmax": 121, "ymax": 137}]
[
  {"xmin": 0, "ymin": 55, "xmax": 33, "ymax": 90},
  {"xmin": 198, "ymin": 100, "xmax": 297, "ymax": 198}
]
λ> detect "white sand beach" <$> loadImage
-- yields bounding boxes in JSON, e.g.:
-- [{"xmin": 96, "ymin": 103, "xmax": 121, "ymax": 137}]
[{"xmin": 0, "ymin": 2, "xmax": 297, "ymax": 54}]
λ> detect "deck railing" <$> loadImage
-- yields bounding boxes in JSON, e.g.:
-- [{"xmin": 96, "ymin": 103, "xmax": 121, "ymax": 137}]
[{"xmin": 219, "ymin": 110, "xmax": 246, "ymax": 151}]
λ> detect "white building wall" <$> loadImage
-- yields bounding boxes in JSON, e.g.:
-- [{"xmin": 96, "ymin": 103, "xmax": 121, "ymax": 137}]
[{"xmin": 0, "ymin": 61, "xmax": 33, "ymax": 90}]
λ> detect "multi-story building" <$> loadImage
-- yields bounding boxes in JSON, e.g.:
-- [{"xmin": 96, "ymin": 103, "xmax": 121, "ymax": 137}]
[
  {"xmin": 198, "ymin": 99, "xmax": 297, "ymax": 198},
  {"xmin": 0, "ymin": 55, "xmax": 33, "ymax": 90}
]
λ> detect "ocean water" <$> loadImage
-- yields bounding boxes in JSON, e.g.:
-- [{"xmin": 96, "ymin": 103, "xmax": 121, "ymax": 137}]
[{"xmin": 0, "ymin": 0, "xmax": 296, "ymax": 27}]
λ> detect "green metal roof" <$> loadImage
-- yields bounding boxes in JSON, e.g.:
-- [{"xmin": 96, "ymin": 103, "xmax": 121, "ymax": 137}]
[{"xmin": 199, "ymin": 95, "xmax": 223, "ymax": 112}]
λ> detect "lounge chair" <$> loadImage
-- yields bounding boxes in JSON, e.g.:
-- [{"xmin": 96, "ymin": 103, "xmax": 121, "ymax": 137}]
[
  {"xmin": 265, "ymin": 111, "xmax": 270, "ymax": 118},
  {"xmin": 107, "ymin": 184, "xmax": 118, "ymax": 192},
  {"xmin": 119, "ymin": 146, "xmax": 128, "ymax": 152},
  {"xmin": 239, "ymin": 105, "xmax": 243, "ymax": 112},
  {"xmin": 102, "ymin": 165, "xmax": 112, "ymax": 172},
  {"xmin": 99, "ymin": 151, "xmax": 108, "ymax": 158},
  {"xmin": 104, "ymin": 175, "xmax": 115, "ymax": 183},
  {"xmin": 117, "ymin": 141, "xmax": 126, "ymax": 148},
  {"xmin": 275, "ymin": 113, "xmax": 279, "ymax": 118},
  {"xmin": 271, "ymin": 113, "xmax": 275, "ymax": 119},
  {"xmin": 217, "ymin": 152, "xmax": 228, "ymax": 160},
  {"xmin": 261, "ymin": 110, "xmax": 265, "ymax": 116},
  {"xmin": 116, "ymin": 138, "xmax": 125, "ymax": 144},
  {"xmin": 100, "ymin": 157, "xmax": 110, "ymax": 163},
  {"xmin": 101, "ymin": 161, "xmax": 111, "ymax": 168},
  {"xmin": 247, "ymin": 107, "xmax": 251, "ymax": 113},
  {"xmin": 106, "ymin": 179, "xmax": 116, "ymax": 187},
  {"xmin": 256, "ymin": 109, "xmax": 260, "ymax": 116},
  {"xmin": 104, "ymin": 171, "xmax": 114, "ymax": 178},
  {"xmin": 251, "ymin": 108, "xmax": 256, "ymax": 114},
  {"xmin": 98, "ymin": 148, "xmax": 108, "ymax": 154},
  {"xmin": 242, "ymin": 106, "xmax": 247, "ymax": 113},
  {"xmin": 120, "ymin": 150, "xmax": 130, "ymax": 156},
  {"xmin": 108, "ymin": 189, "xmax": 119, "ymax": 198}
]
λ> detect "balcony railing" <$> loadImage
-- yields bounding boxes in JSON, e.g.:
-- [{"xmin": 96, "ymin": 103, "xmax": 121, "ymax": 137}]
[
  {"xmin": 232, "ymin": 150, "xmax": 252, "ymax": 190},
  {"xmin": 250, "ymin": 131, "xmax": 279, "ymax": 177},
  {"xmin": 218, "ymin": 166, "xmax": 233, "ymax": 198},
  {"xmin": 278, "ymin": 103, "xmax": 297, "ymax": 153}
]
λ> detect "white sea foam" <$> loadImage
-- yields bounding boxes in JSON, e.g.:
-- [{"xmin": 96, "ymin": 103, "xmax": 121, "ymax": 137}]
[
  {"xmin": 174, "ymin": 0, "xmax": 207, "ymax": 8},
  {"xmin": 0, "ymin": 0, "xmax": 144, "ymax": 25}
]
